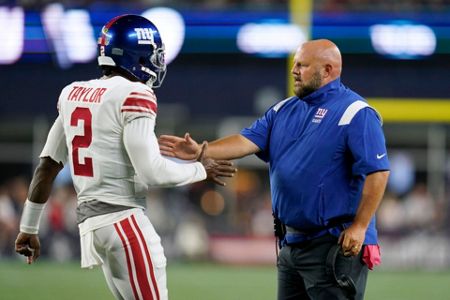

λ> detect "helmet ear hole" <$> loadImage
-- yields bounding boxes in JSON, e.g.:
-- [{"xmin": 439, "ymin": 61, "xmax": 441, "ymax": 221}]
[{"xmin": 138, "ymin": 57, "xmax": 146, "ymax": 65}]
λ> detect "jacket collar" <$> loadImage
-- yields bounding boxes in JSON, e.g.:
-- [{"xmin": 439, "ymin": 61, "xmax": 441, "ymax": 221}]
[{"xmin": 300, "ymin": 77, "xmax": 342, "ymax": 105}]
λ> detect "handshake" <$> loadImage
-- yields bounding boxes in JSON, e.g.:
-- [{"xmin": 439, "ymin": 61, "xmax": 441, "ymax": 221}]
[{"xmin": 159, "ymin": 133, "xmax": 237, "ymax": 186}]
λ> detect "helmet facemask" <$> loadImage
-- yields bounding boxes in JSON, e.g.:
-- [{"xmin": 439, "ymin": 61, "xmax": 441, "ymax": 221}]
[{"xmin": 144, "ymin": 44, "xmax": 166, "ymax": 88}]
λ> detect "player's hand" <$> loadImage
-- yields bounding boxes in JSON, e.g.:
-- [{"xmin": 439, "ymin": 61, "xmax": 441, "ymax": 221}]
[
  {"xmin": 198, "ymin": 142, "xmax": 236, "ymax": 186},
  {"xmin": 15, "ymin": 232, "xmax": 41, "ymax": 264},
  {"xmin": 338, "ymin": 223, "xmax": 366, "ymax": 257},
  {"xmin": 159, "ymin": 133, "xmax": 201, "ymax": 160}
]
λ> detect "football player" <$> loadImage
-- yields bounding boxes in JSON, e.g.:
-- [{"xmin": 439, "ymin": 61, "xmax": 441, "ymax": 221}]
[{"xmin": 15, "ymin": 14, "xmax": 235, "ymax": 300}]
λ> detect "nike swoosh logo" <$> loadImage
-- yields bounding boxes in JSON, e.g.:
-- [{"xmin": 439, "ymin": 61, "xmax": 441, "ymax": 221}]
[{"xmin": 376, "ymin": 153, "xmax": 387, "ymax": 159}]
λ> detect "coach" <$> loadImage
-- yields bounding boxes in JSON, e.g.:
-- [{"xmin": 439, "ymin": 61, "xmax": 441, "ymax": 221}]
[{"xmin": 159, "ymin": 39, "xmax": 390, "ymax": 299}]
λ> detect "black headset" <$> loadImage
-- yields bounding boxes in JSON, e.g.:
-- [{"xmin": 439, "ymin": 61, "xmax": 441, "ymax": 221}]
[{"xmin": 326, "ymin": 244, "xmax": 357, "ymax": 299}]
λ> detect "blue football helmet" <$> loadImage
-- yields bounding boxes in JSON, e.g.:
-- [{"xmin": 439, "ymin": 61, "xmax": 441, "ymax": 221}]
[{"xmin": 97, "ymin": 14, "xmax": 166, "ymax": 88}]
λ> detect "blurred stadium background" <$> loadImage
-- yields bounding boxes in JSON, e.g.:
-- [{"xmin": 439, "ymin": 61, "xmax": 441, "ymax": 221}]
[{"xmin": 1, "ymin": 0, "xmax": 450, "ymax": 299}]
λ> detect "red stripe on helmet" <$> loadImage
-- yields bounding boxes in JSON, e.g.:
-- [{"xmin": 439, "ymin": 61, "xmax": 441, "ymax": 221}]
[{"xmin": 99, "ymin": 14, "xmax": 127, "ymax": 46}]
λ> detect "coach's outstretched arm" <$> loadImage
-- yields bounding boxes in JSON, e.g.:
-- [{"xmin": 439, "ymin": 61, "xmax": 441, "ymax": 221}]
[
  {"xmin": 124, "ymin": 118, "xmax": 236, "ymax": 187},
  {"xmin": 159, "ymin": 133, "xmax": 260, "ymax": 161},
  {"xmin": 15, "ymin": 157, "xmax": 63, "ymax": 263}
]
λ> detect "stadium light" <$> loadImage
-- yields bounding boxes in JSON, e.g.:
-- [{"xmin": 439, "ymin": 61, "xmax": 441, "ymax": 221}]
[
  {"xmin": 42, "ymin": 4, "xmax": 96, "ymax": 68},
  {"xmin": 237, "ymin": 22, "xmax": 306, "ymax": 57},
  {"xmin": 42, "ymin": 4, "xmax": 69, "ymax": 68},
  {"xmin": 142, "ymin": 7, "xmax": 185, "ymax": 64},
  {"xmin": 370, "ymin": 22, "xmax": 436, "ymax": 59},
  {"xmin": 0, "ymin": 7, "xmax": 24, "ymax": 64},
  {"xmin": 64, "ymin": 10, "xmax": 97, "ymax": 63}
]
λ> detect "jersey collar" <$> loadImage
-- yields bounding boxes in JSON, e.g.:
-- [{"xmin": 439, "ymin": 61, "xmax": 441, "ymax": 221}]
[{"xmin": 300, "ymin": 77, "xmax": 342, "ymax": 105}]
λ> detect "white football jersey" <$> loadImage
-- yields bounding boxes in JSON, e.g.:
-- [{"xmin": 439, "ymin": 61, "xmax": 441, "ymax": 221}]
[{"xmin": 43, "ymin": 76, "xmax": 165, "ymax": 208}]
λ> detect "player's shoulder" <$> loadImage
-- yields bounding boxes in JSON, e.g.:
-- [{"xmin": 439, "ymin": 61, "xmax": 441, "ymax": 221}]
[
  {"xmin": 57, "ymin": 80, "xmax": 86, "ymax": 108},
  {"xmin": 124, "ymin": 80, "xmax": 156, "ymax": 99},
  {"xmin": 101, "ymin": 77, "xmax": 155, "ymax": 101},
  {"xmin": 60, "ymin": 80, "xmax": 83, "ymax": 94},
  {"xmin": 59, "ymin": 78, "xmax": 102, "ymax": 97},
  {"xmin": 119, "ymin": 80, "xmax": 157, "ymax": 117}
]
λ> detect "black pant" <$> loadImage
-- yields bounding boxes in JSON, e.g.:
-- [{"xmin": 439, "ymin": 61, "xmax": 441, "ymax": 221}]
[{"xmin": 277, "ymin": 234, "xmax": 368, "ymax": 300}]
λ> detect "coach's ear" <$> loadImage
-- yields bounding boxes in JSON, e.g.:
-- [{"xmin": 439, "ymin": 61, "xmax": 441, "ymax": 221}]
[{"xmin": 323, "ymin": 63, "xmax": 333, "ymax": 79}]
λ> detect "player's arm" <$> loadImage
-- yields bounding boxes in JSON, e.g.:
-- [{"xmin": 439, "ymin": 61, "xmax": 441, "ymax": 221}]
[
  {"xmin": 15, "ymin": 158, "xmax": 63, "ymax": 263},
  {"xmin": 15, "ymin": 117, "xmax": 66, "ymax": 263},
  {"xmin": 124, "ymin": 117, "xmax": 236, "ymax": 187},
  {"xmin": 159, "ymin": 133, "xmax": 260, "ymax": 160}
]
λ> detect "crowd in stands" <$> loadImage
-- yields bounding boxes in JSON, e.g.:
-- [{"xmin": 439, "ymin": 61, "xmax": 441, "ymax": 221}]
[{"xmin": 0, "ymin": 167, "xmax": 447, "ymax": 263}]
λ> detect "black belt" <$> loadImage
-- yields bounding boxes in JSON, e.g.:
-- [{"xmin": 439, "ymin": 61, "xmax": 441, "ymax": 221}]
[
  {"xmin": 285, "ymin": 215, "xmax": 355, "ymax": 236},
  {"xmin": 286, "ymin": 226, "xmax": 316, "ymax": 235}
]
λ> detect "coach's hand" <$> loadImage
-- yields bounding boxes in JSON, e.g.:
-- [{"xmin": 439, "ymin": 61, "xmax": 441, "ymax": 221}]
[
  {"xmin": 338, "ymin": 223, "xmax": 366, "ymax": 256},
  {"xmin": 198, "ymin": 142, "xmax": 236, "ymax": 186},
  {"xmin": 159, "ymin": 133, "xmax": 202, "ymax": 160},
  {"xmin": 15, "ymin": 232, "xmax": 40, "ymax": 264}
]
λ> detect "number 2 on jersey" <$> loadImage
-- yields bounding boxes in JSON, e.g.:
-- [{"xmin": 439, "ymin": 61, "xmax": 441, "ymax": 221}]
[{"xmin": 71, "ymin": 107, "xmax": 93, "ymax": 177}]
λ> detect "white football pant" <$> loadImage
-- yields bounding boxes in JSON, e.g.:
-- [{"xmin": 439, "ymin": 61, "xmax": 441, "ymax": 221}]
[{"xmin": 93, "ymin": 211, "xmax": 168, "ymax": 300}]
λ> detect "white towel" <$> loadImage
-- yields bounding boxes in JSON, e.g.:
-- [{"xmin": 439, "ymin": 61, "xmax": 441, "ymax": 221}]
[
  {"xmin": 80, "ymin": 229, "xmax": 103, "ymax": 269},
  {"xmin": 78, "ymin": 208, "xmax": 142, "ymax": 269}
]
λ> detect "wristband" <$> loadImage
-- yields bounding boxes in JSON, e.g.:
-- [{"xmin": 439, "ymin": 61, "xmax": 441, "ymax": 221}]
[{"xmin": 19, "ymin": 199, "xmax": 46, "ymax": 234}]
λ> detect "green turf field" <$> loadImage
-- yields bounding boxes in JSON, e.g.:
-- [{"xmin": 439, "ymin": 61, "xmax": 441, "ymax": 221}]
[{"xmin": 0, "ymin": 260, "xmax": 449, "ymax": 299}]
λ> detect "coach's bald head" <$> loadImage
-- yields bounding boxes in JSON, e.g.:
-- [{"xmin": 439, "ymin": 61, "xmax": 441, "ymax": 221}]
[{"xmin": 291, "ymin": 39, "xmax": 342, "ymax": 98}]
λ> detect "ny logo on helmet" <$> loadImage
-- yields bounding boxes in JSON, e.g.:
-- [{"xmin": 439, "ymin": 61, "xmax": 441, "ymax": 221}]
[{"xmin": 134, "ymin": 28, "xmax": 155, "ymax": 45}]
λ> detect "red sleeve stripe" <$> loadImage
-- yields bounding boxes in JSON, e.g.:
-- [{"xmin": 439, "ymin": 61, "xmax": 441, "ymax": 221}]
[
  {"xmin": 121, "ymin": 108, "xmax": 156, "ymax": 115},
  {"xmin": 126, "ymin": 93, "xmax": 156, "ymax": 103},
  {"xmin": 123, "ymin": 98, "xmax": 157, "ymax": 113},
  {"xmin": 129, "ymin": 91, "xmax": 156, "ymax": 100}
]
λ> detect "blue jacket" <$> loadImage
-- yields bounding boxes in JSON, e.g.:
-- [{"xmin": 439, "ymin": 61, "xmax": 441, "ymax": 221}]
[{"xmin": 241, "ymin": 78, "xmax": 389, "ymax": 244}]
